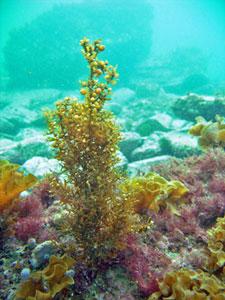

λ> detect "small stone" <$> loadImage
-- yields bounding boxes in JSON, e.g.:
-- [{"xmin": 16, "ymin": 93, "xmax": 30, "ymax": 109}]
[
  {"xmin": 4, "ymin": 270, "xmax": 10, "ymax": 278},
  {"xmin": 32, "ymin": 240, "xmax": 57, "ymax": 267},
  {"xmin": 65, "ymin": 269, "xmax": 75, "ymax": 277},
  {"xmin": 27, "ymin": 238, "xmax": 36, "ymax": 249},
  {"xmin": 30, "ymin": 258, "xmax": 38, "ymax": 269},
  {"xmin": 21, "ymin": 268, "xmax": 31, "ymax": 281}
]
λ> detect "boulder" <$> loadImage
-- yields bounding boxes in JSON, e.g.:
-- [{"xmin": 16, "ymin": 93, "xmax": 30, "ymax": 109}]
[
  {"xmin": 135, "ymin": 116, "xmax": 169, "ymax": 137},
  {"xmin": 31, "ymin": 240, "xmax": 57, "ymax": 268},
  {"xmin": 0, "ymin": 104, "xmax": 42, "ymax": 129},
  {"xmin": 119, "ymin": 132, "xmax": 144, "ymax": 161},
  {"xmin": 23, "ymin": 156, "xmax": 60, "ymax": 177},
  {"xmin": 0, "ymin": 129, "xmax": 52, "ymax": 164},
  {"xmin": 159, "ymin": 131, "xmax": 200, "ymax": 158},
  {"xmin": 112, "ymin": 88, "xmax": 136, "ymax": 105},
  {"xmin": 0, "ymin": 118, "xmax": 17, "ymax": 135},
  {"xmin": 0, "ymin": 139, "xmax": 18, "ymax": 154},
  {"xmin": 131, "ymin": 139, "xmax": 161, "ymax": 161},
  {"xmin": 0, "ymin": 89, "xmax": 63, "ymax": 133},
  {"xmin": 172, "ymin": 93, "xmax": 225, "ymax": 121},
  {"xmin": 128, "ymin": 155, "xmax": 171, "ymax": 177}
]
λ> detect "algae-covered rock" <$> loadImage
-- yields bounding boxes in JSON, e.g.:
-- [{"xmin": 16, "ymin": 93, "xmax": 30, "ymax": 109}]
[
  {"xmin": 135, "ymin": 116, "xmax": 170, "ymax": 137},
  {"xmin": 85, "ymin": 267, "xmax": 138, "ymax": 300},
  {"xmin": 159, "ymin": 131, "xmax": 200, "ymax": 157},
  {"xmin": 31, "ymin": 241, "xmax": 58, "ymax": 268},
  {"xmin": 120, "ymin": 132, "xmax": 144, "ymax": 161},
  {"xmin": 172, "ymin": 93, "xmax": 225, "ymax": 121}
]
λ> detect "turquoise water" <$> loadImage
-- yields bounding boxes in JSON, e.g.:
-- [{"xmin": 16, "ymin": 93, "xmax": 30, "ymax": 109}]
[
  {"xmin": 0, "ymin": 0, "xmax": 225, "ymax": 90},
  {"xmin": 0, "ymin": 1, "xmax": 225, "ymax": 299}
]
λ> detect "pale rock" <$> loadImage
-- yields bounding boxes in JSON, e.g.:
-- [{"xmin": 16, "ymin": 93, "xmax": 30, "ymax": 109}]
[
  {"xmin": 23, "ymin": 156, "xmax": 60, "ymax": 177},
  {"xmin": 128, "ymin": 155, "xmax": 171, "ymax": 177}
]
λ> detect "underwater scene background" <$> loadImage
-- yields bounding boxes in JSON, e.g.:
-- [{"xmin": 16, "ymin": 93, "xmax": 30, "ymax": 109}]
[{"xmin": 0, "ymin": 0, "xmax": 225, "ymax": 299}]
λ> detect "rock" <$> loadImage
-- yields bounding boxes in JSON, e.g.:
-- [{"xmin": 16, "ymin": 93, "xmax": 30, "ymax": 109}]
[
  {"xmin": 21, "ymin": 268, "xmax": 31, "ymax": 281},
  {"xmin": 0, "ymin": 118, "xmax": 16, "ymax": 135},
  {"xmin": 124, "ymin": 98, "xmax": 155, "ymax": 125},
  {"xmin": 23, "ymin": 156, "xmax": 60, "ymax": 177},
  {"xmin": 25, "ymin": 89, "xmax": 62, "ymax": 109},
  {"xmin": 112, "ymin": 88, "xmax": 136, "ymax": 105},
  {"xmin": 135, "ymin": 116, "xmax": 169, "ymax": 137},
  {"xmin": 31, "ymin": 240, "xmax": 57, "ymax": 268},
  {"xmin": 1, "ymin": 89, "xmax": 61, "ymax": 109},
  {"xmin": 133, "ymin": 112, "xmax": 189, "ymax": 134},
  {"xmin": 150, "ymin": 113, "xmax": 173, "ymax": 129},
  {"xmin": 131, "ymin": 139, "xmax": 161, "ymax": 161},
  {"xmin": 159, "ymin": 131, "xmax": 200, "ymax": 158},
  {"xmin": 128, "ymin": 155, "xmax": 172, "ymax": 177},
  {"xmin": 0, "ymin": 89, "xmax": 63, "ymax": 131},
  {"xmin": 0, "ymin": 130, "xmax": 52, "ymax": 164},
  {"xmin": 171, "ymin": 119, "xmax": 192, "ymax": 131},
  {"xmin": 119, "ymin": 132, "xmax": 144, "ymax": 161},
  {"xmin": 27, "ymin": 238, "xmax": 37, "ymax": 249},
  {"xmin": 0, "ymin": 139, "xmax": 18, "ymax": 154},
  {"xmin": 0, "ymin": 104, "xmax": 41, "ymax": 128},
  {"xmin": 172, "ymin": 93, "xmax": 225, "ymax": 121}
]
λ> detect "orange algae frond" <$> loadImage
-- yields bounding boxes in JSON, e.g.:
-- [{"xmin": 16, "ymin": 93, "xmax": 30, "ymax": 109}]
[
  {"xmin": 15, "ymin": 254, "xmax": 75, "ymax": 300},
  {"xmin": 121, "ymin": 172, "xmax": 188, "ymax": 215},
  {"xmin": 148, "ymin": 268, "xmax": 225, "ymax": 300},
  {"xmin": 189, "ymin": 115, "xmax": 225, "ymax": 149},
  {"xmin": 0, "ymin": 160, "xmax": 37, "ymax": 211},
  {"xmin": 45, "ymin": 38, "xmax": 141, "ymax": 266}
]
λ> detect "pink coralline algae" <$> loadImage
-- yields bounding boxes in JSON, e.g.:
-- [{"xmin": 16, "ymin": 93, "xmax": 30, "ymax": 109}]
[
  {"xmin": 152, "ymin": 149, "xmax": 225, "ymax": 233},
  {"xmin": 13, "ymin": 187, "xmax": 44, "ymax": 241},
  {"xmin": 122, "ymin": 235, "xmax": 171, "ymax": 296},
  {"xmin": 15, "ymin": 216, "xmax": 44, "ymax": 241},
  {"xmin": 12, "ymin": 180, "xmax": 56, "ymax": 242}
]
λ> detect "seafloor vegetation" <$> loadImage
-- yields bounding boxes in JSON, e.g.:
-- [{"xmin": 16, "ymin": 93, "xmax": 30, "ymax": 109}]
[{"xmin": 0, "ymin": 38, "xmax": 225, "ymax": 300}]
